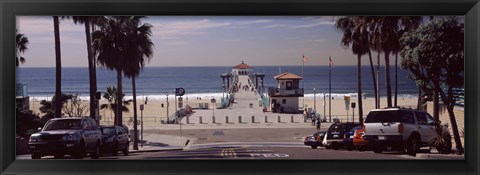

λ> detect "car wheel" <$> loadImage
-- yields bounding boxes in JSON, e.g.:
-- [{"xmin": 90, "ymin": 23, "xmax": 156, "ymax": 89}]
[
  {"xmin": 91, "ymin": 142, "xmax": 101, "ymax": 159},
  {"xmin": 406, "ymin": 135, "xmax": 420, "ymax": 156},
  {"xmin": 373, "ymin": 143, "xmax": 383, "ymax": 153},
  {"xmin": 357, "ymin": 146, "xmax": 365, "ymax": 152},
  {"xmin": 73, "ymin": 141, "xmax": 85, "ymax": 159},
  {"xmin": 54, "ymin": 154, "xmax": 64, "ymax": 159},
  {"xmin": 123, "ymin": 143, "xmax": 129, "ymax": 156},
  {"xmin": 311, "ymin": 145, "xmax": 318, "ymax": 149},
  {"xmin": 31, "ymin": 153, "xmax": 41, "ymax": 159},
  {"xmin": 332, "ymin": 143, "xmax": 340, "ymax": 150},
  {"xmin": 112, "ymin": 142, "xmax": 118, "ymax": 156}
]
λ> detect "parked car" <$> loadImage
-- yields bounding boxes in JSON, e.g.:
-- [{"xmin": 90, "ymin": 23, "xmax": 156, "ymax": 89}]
[
  {"xmin": 100, "ymin": 125, "xmax": 130, "ymax": 156},
  {"xmin": 323, "ymin": 122, "xmax": 361, "ymax": 150},
  {"xmin": 352, "ymin": 128, "xmax": 369, "ymax": 151},
  {"xmin": 28, "ymin": 117, "xmax": 102, "ymax": 159},
  {"xmin": 304, "ymin": 131, "xmax": 326, "ymax": 149},
  {"xmin": 343, "ymin": 126, "xmax": 363, "ymax": 150},
  {"xmin": 363, "ymin": 108, "xmax": 451, "ymax": 155}
]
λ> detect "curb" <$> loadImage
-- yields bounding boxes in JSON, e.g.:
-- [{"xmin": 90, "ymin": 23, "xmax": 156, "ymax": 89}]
[{"xmin": 129, "ymin": 147, "xmax": 183, "ymax": 153}]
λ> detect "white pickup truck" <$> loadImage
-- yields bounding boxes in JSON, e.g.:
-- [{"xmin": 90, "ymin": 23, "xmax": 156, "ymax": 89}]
[{"xmin": 363, "ymin": 108, "xmax": 451, "ymax": 155}]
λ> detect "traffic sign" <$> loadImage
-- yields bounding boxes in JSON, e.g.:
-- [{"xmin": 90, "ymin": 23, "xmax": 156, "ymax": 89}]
[
  {"xmin": 344, "ymin": 96, "xmax": 350, "ymax": 110},
  {"xmin": 175, "ymin": 88, "xmax": 185, "ymax": 96}
]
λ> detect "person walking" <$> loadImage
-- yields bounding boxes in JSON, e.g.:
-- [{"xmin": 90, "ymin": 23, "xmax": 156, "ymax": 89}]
[{"xmin": 316, "ymin": 118, "xmax": 321, "ymax": 131}]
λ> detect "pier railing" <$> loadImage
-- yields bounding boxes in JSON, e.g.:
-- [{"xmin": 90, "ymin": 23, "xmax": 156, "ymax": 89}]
[{"xmin": 268, "ymin": 87, "xmax": 304, "ymax": 97}]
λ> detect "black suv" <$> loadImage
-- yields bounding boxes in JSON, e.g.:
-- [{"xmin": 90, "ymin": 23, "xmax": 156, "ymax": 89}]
[
  {"xmin": 28, "ymin": 117, "xmax": 102, "ymax": 159},
  {"xmin": 323, "ymin": 122, "xmax": 361, "ymax": 150}
]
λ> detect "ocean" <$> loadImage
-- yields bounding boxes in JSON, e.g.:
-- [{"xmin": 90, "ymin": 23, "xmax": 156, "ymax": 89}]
[{"xmin": 16, "ymin": 66, "xmax": 419, "ymax": 100}]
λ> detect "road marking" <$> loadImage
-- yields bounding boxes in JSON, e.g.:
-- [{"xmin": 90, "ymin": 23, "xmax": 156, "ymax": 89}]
[
  {"xmin": 249, "ymin": 153, "xmax": 290, "ymax": 158},
  {"xmin": 246, "ymin": 150, "xmax": 272, "ymax": 152},
  {"xmin": 220, "ymin": 148, "xmax": 237, "ymax": 158}
]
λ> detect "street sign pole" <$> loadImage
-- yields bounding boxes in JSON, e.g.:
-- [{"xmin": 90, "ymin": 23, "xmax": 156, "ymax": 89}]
[{"xmin": 140, "ymin": 104, "xmax": 144, "ymax": 148}]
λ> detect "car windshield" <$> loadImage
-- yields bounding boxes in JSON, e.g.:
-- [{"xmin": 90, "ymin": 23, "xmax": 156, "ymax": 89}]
[
  {"xmin": 43, "ymin": 119, "xmax": 82, "ymax": 131},
  {"xmin": 365, "ymin": 111, "xmax": 402, "ymax": 123},
  {"xmin": 101, "ymin": 127, "xmax": 116, "ymax": 135},
  {"xmin": 313, "ymin": 132, "xmax": 325, "ymax": 136}
]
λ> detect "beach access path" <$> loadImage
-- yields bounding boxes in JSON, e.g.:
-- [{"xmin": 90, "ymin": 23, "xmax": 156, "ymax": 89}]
[{"xmin": 136, "ymin": 75, "xmax": 312, "ymax": 130}]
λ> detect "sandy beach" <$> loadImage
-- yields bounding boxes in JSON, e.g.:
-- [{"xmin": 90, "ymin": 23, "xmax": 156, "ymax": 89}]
[{"xmin": 28, "ymin": 96, "xmax": 418, "ymax": 126}]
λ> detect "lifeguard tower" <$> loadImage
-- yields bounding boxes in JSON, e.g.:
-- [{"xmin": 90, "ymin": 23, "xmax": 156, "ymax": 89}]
[{"xmin": 268, "ymin": 72, "xmax": 304, "ymax": 113}]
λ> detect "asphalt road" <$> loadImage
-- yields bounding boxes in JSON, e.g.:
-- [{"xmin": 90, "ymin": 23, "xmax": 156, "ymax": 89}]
[
  {"xmin": 16, "ymin": 145, "xmax": 462, "ymax": 160},
  {"xmin": 144, "ymin": 127, "xmax": 322, "ymax": 144}
]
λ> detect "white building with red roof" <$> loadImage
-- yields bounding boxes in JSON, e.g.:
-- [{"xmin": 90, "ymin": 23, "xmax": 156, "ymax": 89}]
[
  {"xmin": 268, "ymin": 72, "xmax": 304, "ymax": 113},
  {"xmin": 232, "ymin": 61, "xmax": 252, "ymax": 76}
]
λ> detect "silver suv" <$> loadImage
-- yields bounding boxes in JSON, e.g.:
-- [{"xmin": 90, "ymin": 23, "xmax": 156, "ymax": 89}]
[
  {"xmin": 28, "ymin": 117, "xmax": 102, "ymax": 159},
  {"xmin": 363, "ymin": 108, "xmax": 445, "ymax": 155}
]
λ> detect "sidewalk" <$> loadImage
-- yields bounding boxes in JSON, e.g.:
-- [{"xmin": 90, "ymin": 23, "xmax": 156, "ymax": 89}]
[{"xmin": 129, "ymin": 133, "xmax": 192, "ymax": 153}]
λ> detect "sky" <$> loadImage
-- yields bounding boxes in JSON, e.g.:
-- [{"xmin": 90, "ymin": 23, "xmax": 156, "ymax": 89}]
[{"xmin": 15, "ymin": 16, "xmax": 457, "ymax": 67}]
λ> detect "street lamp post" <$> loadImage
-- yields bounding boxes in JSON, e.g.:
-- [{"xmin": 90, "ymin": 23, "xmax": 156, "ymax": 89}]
[
  {"xmin": 323, "ymin": 92, "xmax": 326, "ymax": 121},
  {"xmin": 313, "ymin": 88, "xmax": 316, "ymax": 115},
  {"xmin": 166, "ymin": 92, "xmax": 169, "ymax": 122},
  {"xmin": 140, "ymin": 104, "xmax": 144, "ymax": 148}
]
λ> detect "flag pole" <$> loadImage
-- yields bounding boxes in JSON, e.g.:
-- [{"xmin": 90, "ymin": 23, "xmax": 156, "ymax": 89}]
[
  {"xmin": 302, "ymin": 54, "xmax": 305, "ymax": 112},
  {"xmin": 329, "ymin": 56, "xmax": 332, "ymax": 123}
]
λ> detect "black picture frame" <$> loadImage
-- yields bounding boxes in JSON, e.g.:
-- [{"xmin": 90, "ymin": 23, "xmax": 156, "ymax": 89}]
[{"xmin": 1, "ymin": 0, "xmax": 478, "ymax": 175}]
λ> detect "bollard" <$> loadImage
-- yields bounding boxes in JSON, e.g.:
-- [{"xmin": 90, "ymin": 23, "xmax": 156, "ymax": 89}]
[
  {"xmin": 278, "ymin": 116, "xmax": 281, "ymax": 123},
  {"xmin": 252, "ymin": 116, "xmax": 255, "ymax": 123},
  {"xmin": 213, "ymin": 116, "xmax": 216, "ymax": 123},
  {"xmin": 239, "ymin": 116, "xmax": 242, "ymax": 123},
  {"xmin": 291, "ymin": 115, "xmax": 294, "ymax": 123},
  {"xmin": 186, "ymin": 116, "xmax": 189, "ymax": 124},
  {"xmin": 199, "ymin": 116, "xmax": 203, "ymax": 124},
  {"xmin": 265, "ymin": 116, "xmax": 268, "ymax": 123},
  {"xmin": 226, "ymin": 116, "xmax": 229, "ymax": 123}
]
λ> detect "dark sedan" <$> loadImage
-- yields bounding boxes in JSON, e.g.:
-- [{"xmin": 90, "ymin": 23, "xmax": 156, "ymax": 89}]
[
  {"xmin": 304, "ymin": 131, "xmax": 326, "ymax": 149},
  {"xmin": 100, "ymin": 125, "xmax": 129, "ymax": 156}
]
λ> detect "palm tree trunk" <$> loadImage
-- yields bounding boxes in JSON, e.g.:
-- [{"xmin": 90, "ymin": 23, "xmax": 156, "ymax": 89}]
[
  {"xmin": 439, "ymin": 88, "xmax": 463, "ymax": 154},
  {"xmin": 394, "ymin": 53, "xmax": 398, "ymax": 107},
  {"xmin": 417, "ymin": 87, "xmax": 422, "ymax": 110},
  {"xmin": 357, "ymin": 55, "xmax": 363, "ymax": 125},
  {"xmin": 132, "ymin": 76, "xmax": 139, "ymax": 150},
  {"xmin": 368, "ymin": 50, "xmax": 377, "ymax": 109},
  {"xmin": 384, "ymin": 52, "xmax": 393, "ymax": 107},
  {"xmin": 433, "ymin": 78, "xmax": 440, "ymax": 121},
  {"xmin": 116, "ymin": 69, "xmax": 123, "ymax": 125},
  {"xmin": 53, "ymin": 16, "xmax": 62, "ymax": 118},
  {"xmin": 377, "ymin": 51, "xmax": 381, "ymax": 108},
  {"xmin": 84, "ymin": 20, "xmax": 97, "ymax": 123}
]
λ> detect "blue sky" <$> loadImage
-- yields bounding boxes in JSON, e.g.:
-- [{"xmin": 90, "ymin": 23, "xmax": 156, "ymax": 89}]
[{"xmin": 16, "ymin": 16, "xmax": 454, "ymax": 67}]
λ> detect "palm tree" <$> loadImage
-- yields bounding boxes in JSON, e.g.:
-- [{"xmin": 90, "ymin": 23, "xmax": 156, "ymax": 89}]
[
  {"xmin": 335, "ymin": 16, "xmax": 368, "ymax": 124},
  {"xmin": 393, "ymin": 17, "xmax": 422, "ymax": 107},
  {"xmin": 53, "ymin": 16, "xmax": 62, "ymax": 118},
  {"xmin": 369, "ymin": 18, "xmax": 383, "ymax": 109},
  {"xmin": 122, "ymin": 16, "xmax": 154, "ymax": 150},
  {"xmin": 93, "ymin": 17, "xmax": 128, "ymax": 125},
  {"xmin": 100, "ymin": 86, "xmax": 131, "ymax": 117},
  {"xmin": 369, "ymin": 16, "xmax": 422, "ymax": 108},
  {"xmin": 16, "ymin": 30, "xmax": 29, "ymax": 67},
  {"xmin": 71, "ymin": 16, "xmax": 97, "ymax": 122}
]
